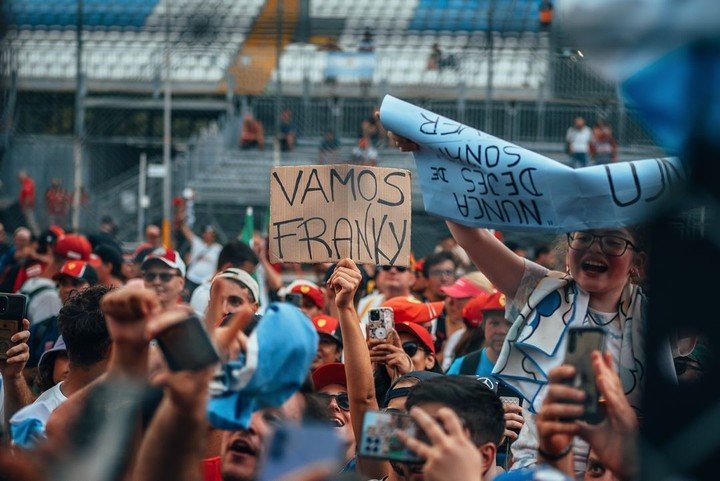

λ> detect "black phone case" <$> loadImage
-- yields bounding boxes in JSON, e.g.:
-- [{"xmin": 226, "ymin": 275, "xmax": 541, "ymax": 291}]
[
  {"xmin": 0, "ymin": 293, "xmax": 28, "ymax": 360},
  {"xmin": 155, "ymin": 315, "xmax": 220, "ymax": 371},
  {"xmin": 562, "ymin": 326, "xmax": 607, "ymax": 424}
]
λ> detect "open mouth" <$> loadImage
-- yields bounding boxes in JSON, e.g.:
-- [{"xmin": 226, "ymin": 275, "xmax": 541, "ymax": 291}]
[
  {"xmin": 581, "ymin": 260, "xmax": 608, "ymax": 274},
  {"xmin": 229, "ymin": 438, "xmax": 259, "ymax": 457},
  {"xmin": 330, "ymin": 414, "xmax": 345, "ymax": 427}
]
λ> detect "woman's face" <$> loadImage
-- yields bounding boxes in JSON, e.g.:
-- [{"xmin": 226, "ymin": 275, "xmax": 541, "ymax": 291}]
[
  {"xmin": 399, "ymin": 332, "xmax": 436, "ymax": 371},
  {"xmin": 567, "ymin": 228, "xmax": 642, "ymax": 298}
]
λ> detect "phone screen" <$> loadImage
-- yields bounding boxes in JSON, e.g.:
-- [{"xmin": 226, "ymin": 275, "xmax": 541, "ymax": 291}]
[
  {"xmin": 155, "ymin": 314, "xmax": 220, "ymax": 371},
  {"xmin": 562, "ymin": 326, "xmax": 607, "ymax": 423},
  {"xmin": 0, "ymin": 293, "xmax": 27, "ymax": 360},
  {"xmin": 358, "ymin": 410, "xmax": 423, "ymax": 464},
  {"xmin": 259, "ymin": 423, "xmax": 344, "ymax": 481}
]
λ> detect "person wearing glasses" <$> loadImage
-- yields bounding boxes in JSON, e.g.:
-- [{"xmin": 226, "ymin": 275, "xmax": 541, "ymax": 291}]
[
  {"xmin": 357, "ymin": 263, "xmax": 415, "ymax": 333},
  {"xmin": 140, "ymin": 248, "xmax": 187, "ymax": 313}
]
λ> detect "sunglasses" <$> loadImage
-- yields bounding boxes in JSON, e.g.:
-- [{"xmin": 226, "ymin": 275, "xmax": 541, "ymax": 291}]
[
  {"xmin": 142, "ymin": 271, "xmax": 179, "ymax": 283},
  {"xmin": 402, "ymin": 341, "xmax": 426, "ymax": 357},
  {"xmin": 380, "ymin": 265, "xmax": 409, "ymax": 273},
  {"xmin": 317, "ymin": 392, "xmax": 350, "ymax": 411}
]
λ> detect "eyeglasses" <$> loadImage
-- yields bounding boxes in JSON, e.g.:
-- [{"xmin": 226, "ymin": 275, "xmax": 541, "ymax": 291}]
[
  {"xmin": 566, "ymin": 232, "xmax": 636, "ymax": 257},
  {"xmin": 428, "ymin": 268, "xmax": 455, "ymax": 278},
  {"xmin": 142, "ymin": 271, "xmax": 180, "ymax": 283},
  {"xmin": 317, "ymin": 392, "xmax": 350, "ymax": 411},
  {"xmin": 402, "ymin": 341, "xmax": 426, "ymax": 357},
  {"xmin": 380, "ymin": 265, "xmax": 409, "ymax": 273}
]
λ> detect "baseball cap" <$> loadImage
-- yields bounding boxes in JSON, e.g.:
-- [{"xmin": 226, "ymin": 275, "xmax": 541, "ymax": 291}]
[
  {"xmin": 53, "ymin": 234, "xmax": 92, "ymax": 260},
  {"xmin": 141, "ymin": 248, "xmax": 187, "ymax": 278},
  {"xmin": 37, "ymin": 225, "xmax": 65, "ymax": 253},
  {"xmin": 381, "ymin": 296, "xmax": 444, "ymax": 324},
  {"xmin": 384, "ymin": 370, "xmax": 443, "ymax": 408},
  {"xmin": 440, "ymin": 274, "xmax": 491, "ymax": 299},
  {"xmin": 482, "ymin": 291, "xmax": 506, "ymax": 312},
  {"xmin": 37, "ymin": 336, "xmax": 67, "ymax": 380},
  {"xmin": 462, "ymin": 293, "xmax": 490, "ymax": 328},
  {"xmin": 395, "ymin": 322, "xmax": 435, "ymax": 354},
  {"xmin": 53, "ymin": 260, "xmax": 99, "ymax": 285},
  {"xmin": 311, "ymin": 314, "xmax": 342, "ymax": 346},
  {"xmin": 290, "ymin": 282, "xmax": 325, "ymax": 310},
  {"xmin": 312, "ymin": 362, "xmax": 347, "ymax": 391},
  {"xmin": 94, "ymin": 244, "xmax": 123, "ymax": 270},
  {"xmin": 213, "ymin": 268, "xmax": 260, "ymax": 303}
]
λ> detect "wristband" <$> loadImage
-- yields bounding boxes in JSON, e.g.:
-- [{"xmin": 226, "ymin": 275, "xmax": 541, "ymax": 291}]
[{"xmin": 538, "ymin": 443, "xmax": 572, "ymax": 461}]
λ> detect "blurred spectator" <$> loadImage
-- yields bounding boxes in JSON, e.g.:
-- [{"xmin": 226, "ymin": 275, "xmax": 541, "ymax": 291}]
[
  {"xmin": 539, "ymin": 0, "xmax": 554, "ymax": 28},
  {"xmin": 87, "ymin": 215, "xmax": 123, "ymax": 255},
  {"xmin": 590, "ymin": 119, "xmax": 618, "ymax": 164},
  {"xmin": 318, "ymin": 130, "xmax": 341, "ymax": 163},
  {"xmin": 565, "ymin": 116, "xmax": 593, "ymax": 168},
  {"xmin": 17, "ymin": 170, "xmax": 39, "ymax": 236},
  {"xmin": 141, "ymin": 248, "xmax": 186, "ymax": 312},
  {"xmin": 351, "ymin": 137, "xmax": 378, "ymax": 166},
  {"xmin": 427, "ymin": 43, "xmax": 442, "ymax": 70},
  {"xmin": 504, "ymin": 240, "xmax": 528, "ymax": 258},
  {"xmin": 44, "ymin": 179, "xmax": 69, "ymax": 229},
  {"xmin": 310, "ymin": 314, "xmax": 343, "ymax": 371},
  {"xmin": 533, "ymin": 243, "xmax": 558, "ymax": 269},
  {"xmin": 278, "ymin": 108, "xmax": 297, "ymax": 152},
  {"xmin": 434, "ymin": 235, "xmax": 472, "ymax": 272},
  {"xmin": 422, "ymin": 251, "xmax": 458, "ymax": 303},
  {"xmin": 361, "ymin": 116, "xmax": 381, "ymax": 147},
  {"xmin": 178, "ymin": 213, "xmax": 222, "ymax": 296},
  {"xmin": 358, "ymin": 27, "xmax": 375, "ymax": 52},
  {"xmin": 0, "ymin": 223, "xmax": 10, "ymax": 257},
  {"xmin": 93, "ymin": 244, "xmax": 125, "ymax": 287},
  {"xmin": 239, "ymin": 113, "xmax": 265, "ymax": 150},
  {"xmin": 136, "ymin": 224, "xmax": 162, "ymax": 253}
]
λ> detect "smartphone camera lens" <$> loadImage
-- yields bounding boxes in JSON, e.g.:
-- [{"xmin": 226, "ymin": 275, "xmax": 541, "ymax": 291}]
[
  {"xmin": 0, "ymin": 296, "xmax": 7, "ymax": 314},
  {"xmin": 369, "ymin": 311, "xmax": 379, "ymax": 321}
]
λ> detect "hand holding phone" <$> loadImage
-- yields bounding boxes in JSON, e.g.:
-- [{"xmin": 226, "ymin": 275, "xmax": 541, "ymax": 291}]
[
  {"xmin": 562, "ymin": 326, "xmax": 607, "ymax": 424},
  {"xmin": 154, "ymin": 313, "xmax": 220, "ymax": 371},
  {"xmin": 358, "ymin": 410, "xmax": 423, "ymax": 464},
  {"xmin": 0, "ymin": 293, "xmax": 28, "ymax": 361}
]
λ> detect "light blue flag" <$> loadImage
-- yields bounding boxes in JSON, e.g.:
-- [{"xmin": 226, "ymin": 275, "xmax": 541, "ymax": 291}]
[
  {"xmin": 207, "ymin": 303, "xmax": 318, "ymax": 430},
  {"xmin": 556, "ymin": 0, "xmax": 720, "ymax": 156},
  {"xmin": 379, "ymin": 95, "xmax": 687, "ymax": 233}
]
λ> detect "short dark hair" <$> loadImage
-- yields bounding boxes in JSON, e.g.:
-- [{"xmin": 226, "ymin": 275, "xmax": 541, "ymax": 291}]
[
  {"xmin": 217, "ymin": 240, "xmax": 258, "ymax": 271},
  {"xmin": 94, "ymin": 243, "xmax": 123, "ymax": 278},
  {"xmin": 406, "ymin": 376, "xmax": 505, "ymax": 446},
  {"xmin": 422, "ymin": 251, "xmax": 458, "ymax": 278},
  {"xmin": 58, "ymin": 285, "xmax": 113, "ymax": 367},
  {"xmin": 533, "ymin": 244, "xmax": 551, "ymax": 259}
]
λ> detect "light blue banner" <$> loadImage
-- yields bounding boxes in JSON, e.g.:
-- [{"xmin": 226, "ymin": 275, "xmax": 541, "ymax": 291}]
[
  {"xmin": 379, "ymin": 95, "xmax": 687, "ymax": 233},
  {"xmin": 325, "ymin": 52, "xmax": 376, "ymax": 80}
]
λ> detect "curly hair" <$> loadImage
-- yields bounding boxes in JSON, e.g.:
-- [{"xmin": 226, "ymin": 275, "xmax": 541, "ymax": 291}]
[{"xmin": 58, "ymin": 285, "xmax": 114, "ymax": 366}]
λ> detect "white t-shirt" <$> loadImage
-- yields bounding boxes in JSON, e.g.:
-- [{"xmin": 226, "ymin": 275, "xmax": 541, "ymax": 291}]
[
  {"xmin": 186, "ymin": 236, "xmax": 222, "ymax": 285},
  {"xmin": 10, "ymin": 382, "xmax": 67, "ymax": 448},
  {"xmin": 19, "ymin": 277, "xmax": 62, "ymax": 325},
  {"xmin": 565, "ymin": 126, "xmax": 592, "ymax": 154},
  {"xmin": 441, "ymin": 327, "xmax": 466, "ymax": 371}
]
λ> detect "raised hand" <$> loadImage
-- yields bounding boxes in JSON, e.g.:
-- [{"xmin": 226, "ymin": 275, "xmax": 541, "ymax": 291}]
[
  {"xmin": 536, "ymin": 364, "xmax": 584, "ymax": 460},
  {"xmin": 328, "ymin": 258, "xmax": 362, "ymax": 310},
  {"xmin": 502, "ymin": 402, "xmax": 524, "ymax": 443},
  {"xmin": 374, "ymin": 111, "xmax": 420, "ymax": 152},
  {"xmin": 101, "ymin": 286, "xmax": 160, "ymax": 346},
  {"xmin": 0, "ymin": 318, "xmax": 30, "ymax": 378}
]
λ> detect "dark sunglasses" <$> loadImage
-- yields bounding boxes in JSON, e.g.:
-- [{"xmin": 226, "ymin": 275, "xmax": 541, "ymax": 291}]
[
  {"xmin": 380, "ymin": 265, "xmax": 409, "ymax": 273},
  {"xmin": 317, "ymin": 392, "xmax": 350, "ymax": 411},
  {"xmin": 142, "ymin": 271, "xmax": 179, "ymax": 283},
  {"xmin": 402, "ymin": 341, "xmax": 424, "ymax": 357}
]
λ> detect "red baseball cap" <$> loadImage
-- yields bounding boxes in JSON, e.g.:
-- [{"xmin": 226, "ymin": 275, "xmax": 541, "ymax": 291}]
[
  {"xmin": 395, "ymin": 322, "xmax": 435, "ymax": 354},
  {"xmin": 290, "ymin": 282, "xmax": 325, "ymax": 310},
  {"xmin": 141, "ymin": 248, "xmax": 187, "ymax": 277},
  {"xmin": 53, "ymin": 234, "xmax": 92, "ymax": 261},
  {"xmin": 88, "ymin": 253, "xmax": 103, "ymax": 269},
  {"xmin": 482, "ymin": 291, "xmax": 507, "ymax": 312},
  {"xmin": 53, "ymin": 260, "xmax": 98, "ymax": 285},
  {"xmin": 462, "ymin": 291, "xmax": 506, "ymax": 328},
  {"xmin": 312, "ymin": 362, "xmax": 347, "ymax": 391},
  {"xmin": 440, "ymin": 275, "xmax": 489, "ymax": 299},
  {"xmin": 312, "ymin": 314, "xmax": 343, "ymax": 346},
  {"xmin": 381, "ymin": 296, "xmax": 444, "ymax": 324}
]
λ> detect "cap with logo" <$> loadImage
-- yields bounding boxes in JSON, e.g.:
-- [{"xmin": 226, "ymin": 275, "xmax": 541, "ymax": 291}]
[
  {"xmin": 213, "ymin": 268, "xmax": 260, "ymax": 303},
  {"xmin": 461, "ymin": 291, "xmax": 506, "ymax": 328},
  {"xmin": 141, "ymin": 248, "xmax": 187, "ymax": 278},
  {"xmin": 290, "ymin": 282, "xmax": 325, "ymax": 310},
  {"xmin": 381, "ymin": 296, "xmax": 444, "ymax": 324},
  {"xmin": 53, "ymin": 260, "xmax": 98, "ymax": 285},
  {"xmin": 311, "ymin": 314, "xmax": 343, "ymax": 347},
  {"xmin": 395, "ymin": 322, "xmax": 436, "ymax": 354},
  {"xmin": 53, "ymin": 234, "xmax": 92, "ymax": 261}
]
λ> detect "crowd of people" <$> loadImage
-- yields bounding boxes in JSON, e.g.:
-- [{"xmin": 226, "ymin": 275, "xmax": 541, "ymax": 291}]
[{"xmin": 0, "ymin": 126, "xmax": 710, "ymax": 481}]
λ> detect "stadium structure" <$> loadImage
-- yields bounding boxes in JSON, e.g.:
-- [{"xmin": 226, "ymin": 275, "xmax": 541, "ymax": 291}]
[{"xmin": 0, "ymin": 0, "xmax": 670, "ymax": 252}]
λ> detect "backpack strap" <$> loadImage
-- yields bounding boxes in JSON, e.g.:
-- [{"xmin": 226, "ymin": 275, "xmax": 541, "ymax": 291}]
[{"xmin": 459, "ymin": 350, "xmax": 483, "ymax": 375}]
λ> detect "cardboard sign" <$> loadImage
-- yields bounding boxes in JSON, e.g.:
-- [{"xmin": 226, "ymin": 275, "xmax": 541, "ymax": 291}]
[
  {"xmin": 379, "ymin": 95, "xmax": 687, "ymax": 233},
  {"xmin": 269, "ymin": 164, "xmax": 412, "ymax": 265}
]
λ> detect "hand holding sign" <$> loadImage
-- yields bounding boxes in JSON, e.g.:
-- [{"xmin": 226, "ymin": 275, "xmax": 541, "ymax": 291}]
[
  {"xmin": 269, "ymin": 164, "xmax": 412, "ymax": 265},
  {"xmin": 379, "ymin": 95, "xmax": 687, "ymax": 233}
]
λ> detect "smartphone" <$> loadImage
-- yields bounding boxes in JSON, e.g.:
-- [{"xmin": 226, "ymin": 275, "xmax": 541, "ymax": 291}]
[
  {"xmin": 497, "ymin": 380, "xmax": 523, "ymax": 408},
  {"xmin": 562, "ymin": 325, "xmax": 607, "ymax": 424},
  {"xmin": 367, "ymin": 307, "xmax": 394, "ymax": 341},
  {"xmin": 285, "ymin": 293, "xmax": 303, "ymax": 308},
  {"xmin": 155, "ymin": 314, "xmax": 221, "ymax": 371},
  {"xmin": 0, "ymin": 293, "xmax": 28, "ymax": 360},
  {"xmin": 358, "ymin": 410, "xmax": 423, "ymax": 465},
  {"xmin": 259, "ymin": 422, "xmax": 344, "ymax": 481}
]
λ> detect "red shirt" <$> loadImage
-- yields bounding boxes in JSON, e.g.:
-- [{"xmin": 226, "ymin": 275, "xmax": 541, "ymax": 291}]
[
  {"xmin": 19, "ymin": 177, "xmax": 36, "ymax": 208},
  {"xmin": 45, "ymin": 187, "xmax": 70, "ymax": 215}
]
